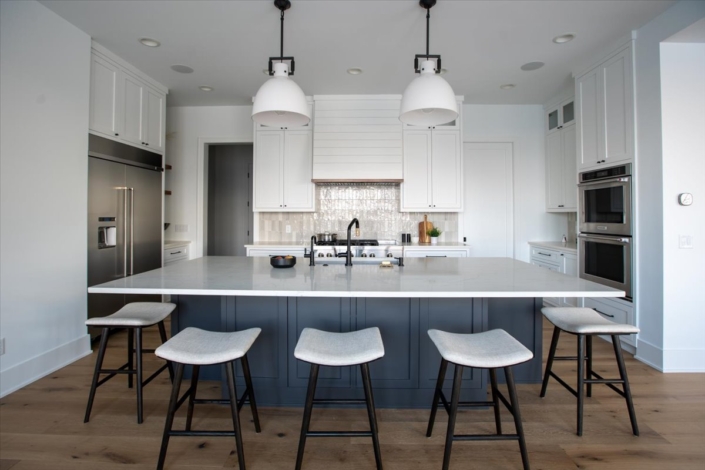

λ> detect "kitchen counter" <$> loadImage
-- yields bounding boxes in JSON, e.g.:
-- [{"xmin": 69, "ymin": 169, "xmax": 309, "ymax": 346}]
[
  {"xmin": 88, "ymin": 256, "xmax": 619, "ymax": 407},
  {"xmin": 164, "ymin": 239, "xmax": 191, "ymax": 250},
  {"xmin": 528, "ymin": 241, "xmax": 578, "ymax": 254},
  {"xmin": 244, "ymin": 241, "xmax": 470, "ymax": 248}
]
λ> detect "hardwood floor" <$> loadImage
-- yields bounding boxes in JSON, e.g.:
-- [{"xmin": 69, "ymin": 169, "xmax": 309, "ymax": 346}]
[{"xmin": 1, "ymin": 320, "xmax": 704, "ymax": 469}]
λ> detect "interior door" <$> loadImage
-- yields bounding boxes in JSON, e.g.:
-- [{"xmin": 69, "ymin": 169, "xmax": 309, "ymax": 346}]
[
  {"xmin": 463, "ymin": 143, "xmax": 514, "ymax": 257},
  {"xmin": 282, "ymin": 130, "xmax": 314, "ymax": 210},
  {"xmin": 401, "ymin": 130, "xmax": 432, "ymax": 210}
]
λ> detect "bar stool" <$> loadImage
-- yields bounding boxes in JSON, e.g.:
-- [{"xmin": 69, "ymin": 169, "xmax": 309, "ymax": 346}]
[
  {"xmin": 84, "ymin": 302, "xmax": 176, "ymax": 424},
  {"xmin": 540, "ymin": 307, "xmax": 640, "ymax": 436},
  {"xmin": 294, "ymin": 327, "xmax": 385, "ymax": 470},
  {"xmin": 155, "ymin": 327, "xmax": 261, "ymax": 470},
  {"xmin": 427, "ymin": 329, "xmax": 533, "ymax": 470}
]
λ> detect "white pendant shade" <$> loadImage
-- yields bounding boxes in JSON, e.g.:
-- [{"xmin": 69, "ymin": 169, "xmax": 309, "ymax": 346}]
[
  {"xmin": 400, "ymin": 60, "xmax": 458, "ymax": 126},
  {"xmin": 252, "ymin": 62, "xmax": 310, "ymax": 127}
]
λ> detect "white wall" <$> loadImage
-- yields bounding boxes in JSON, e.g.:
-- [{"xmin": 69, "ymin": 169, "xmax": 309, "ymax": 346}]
[
  {"xmin": 660, "ymin": 42, "xmax": 705, "ymax": 372},
  {"xmin": 631, "ymin": 0, "xmax": 705, "ymax": 370},
  {"xmin": 463, "ymin": 105, "xmax": 566, "ymax": 262},
  {"xmin": 166, "ymin": 106, "xmax": 254, "ymax": 258},
  {"xmin": 0, "ymin": 0, "xmax": 91, "ymax": 396}
]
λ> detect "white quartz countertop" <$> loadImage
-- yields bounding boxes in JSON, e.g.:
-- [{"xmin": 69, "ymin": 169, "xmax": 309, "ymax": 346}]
[
  {"xmin": 164, "ymin": 240, "xmax": 191, "ymax": 250},
  {"xmin": 245, "ymin": 242, "xmax": 469, "ymax": 248},
  {"xmin": 528, "ymin": 241, "xmax": 578, "ymax": 254},
  {"xmin": 88, "ymin": 256, "xmax": 622, "ymax": 299}
]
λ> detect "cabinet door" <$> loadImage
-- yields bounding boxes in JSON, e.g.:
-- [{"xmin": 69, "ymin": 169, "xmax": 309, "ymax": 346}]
[
  {"xmin": 576, "ymin": 68, "xmax": 601, "ymax": 170},
  {"xmin": 121, "ymin": 73, "xmax": 145, "ymax": 147},
  {"xmin": 601, "ymin": 47, "xmax": 633, "ymax": 165},
  {"xmin": 401, "ymin": 130, "xmax": 432, "ymax": 210},
  {"xmin": 254, "ymin": 131, "xmax": 284, "ymax": 210},
  {"xmin": 546, "ymin": 105, "xmax": 560, "ymax": 134},
  {"xmin": 561, "ymin": 252, "xmax": 578, "ymax": 307},
  {"xmin": 142, "ymin": 87, "xmax": 164, "ymax": 153},
  {"xmin": 561, "ymin": 125, "xmax": 578, "ymax": 210},
  {"xmin": 282, "ymin": 131, "xmax": 314, "ymax": 211},
  {"xmin": 89, "ymin": 55, "xmax": 121, "ymax": 137},
  {"xmin": 431, "ymin": 130, "xmax": 462, "ymax": 210},
  {"xmin": 545, "ymin": 131, "xmax": 564, "ymax": 210},
  {"xmin": 560, "ymin": 98, "xmax": 575, "ymax": 127}
]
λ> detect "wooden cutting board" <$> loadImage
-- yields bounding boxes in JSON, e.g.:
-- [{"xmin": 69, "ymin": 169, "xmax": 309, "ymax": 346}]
[{"xmin": 419, "ymin": 215, "xmax": 433, "ymax": 244}]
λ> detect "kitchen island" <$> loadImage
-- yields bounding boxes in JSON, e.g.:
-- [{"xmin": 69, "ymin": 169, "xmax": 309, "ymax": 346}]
[{"xmin": 89, "ymin": 256, "xmax": 623, "ymax": 407}]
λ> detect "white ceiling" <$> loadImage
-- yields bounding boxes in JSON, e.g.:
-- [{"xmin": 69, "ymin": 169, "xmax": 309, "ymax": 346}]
[{"xmin": 41, "ymin": 0, "xmax": 676, "ymax": 107}]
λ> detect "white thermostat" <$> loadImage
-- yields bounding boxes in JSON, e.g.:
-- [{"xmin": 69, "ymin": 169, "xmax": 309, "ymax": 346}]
[{"xmin": 678, "ymin": 193, "xmax": 693, "ymax": 206}]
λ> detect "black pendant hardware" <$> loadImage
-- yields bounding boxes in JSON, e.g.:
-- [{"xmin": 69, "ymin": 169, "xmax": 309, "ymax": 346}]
[
  {"xmin": 414, "ymin": 0, "xmax": 442, "ymax": 74},
  {"xmin": 268, "ymin": 0, "xmax": 295, "ymax": 76}
]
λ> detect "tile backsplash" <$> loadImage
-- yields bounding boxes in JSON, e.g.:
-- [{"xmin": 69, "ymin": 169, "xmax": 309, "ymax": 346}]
[{"xmin": 258, "ymin": 184, "xmax": 458, "ymax": 243}]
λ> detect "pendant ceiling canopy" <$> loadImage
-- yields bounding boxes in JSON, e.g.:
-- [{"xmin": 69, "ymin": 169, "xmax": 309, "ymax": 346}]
[
  {"xmin": 252, "ymin": 0, "xmax": 310, "ymax": 127},
  {"xmin": 399, "ymin": 0, "xmax": 458, "ymax": 127}
]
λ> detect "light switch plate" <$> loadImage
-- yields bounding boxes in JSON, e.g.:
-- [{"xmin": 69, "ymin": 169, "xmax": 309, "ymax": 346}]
[
  {"xmin": 286, "ymin": 225, "xmax": 291, "ymax": 234},
  {"xmin": 175, "ymin": 224, "xmax": 189, "ymax": 233},
  {"xmin": 679, "ymin": 235, "xmax": 693, "ymax": 249}
]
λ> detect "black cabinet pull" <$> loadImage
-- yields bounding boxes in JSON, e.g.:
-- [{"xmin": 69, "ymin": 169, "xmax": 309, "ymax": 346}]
[
  {"xmin": 595, "ymin": 309, "xmax": 615, "ymax": 318},
  {"xmin": 538, "ymin": 252, "xmax": 551, "ymax": 257},
  {"xmin": 115, "ymin": 133, "xmax": 119, "ymax": 136},
  {"xmin": 170, "ymin": 251, "xmax": 181, "ymax": 255}
]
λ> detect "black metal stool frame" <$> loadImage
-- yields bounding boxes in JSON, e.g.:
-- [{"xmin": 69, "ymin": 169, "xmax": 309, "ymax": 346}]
[
  {"xmin": 157, "ymin": 355, "xmax": 260, "ymax": 470},
  {"xmin": 84, "ymin": 322, "xmax": 173, "ymax": 424},
  {"xmin": 427, "ymin": 359, "xmax": 530, "ymax": 470},
  {"xmin": 295, "ymin": 361, "xmax": 383, "ymax": 470},
  {"xmin": 540, "ymin": 326, "xmax": 639, "ymax": 436}
]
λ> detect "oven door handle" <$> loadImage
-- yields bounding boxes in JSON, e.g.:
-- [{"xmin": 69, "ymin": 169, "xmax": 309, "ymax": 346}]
[
  {"xmin": 578, "ymin": 234, "xmax": 630, "ymax": 244},
  {"xmin": 578, "ymin": 176, "xmax": 630, "ymax": 187}
]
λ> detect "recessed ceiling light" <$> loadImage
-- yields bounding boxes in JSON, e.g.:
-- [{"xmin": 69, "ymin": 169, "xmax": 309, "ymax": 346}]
[
  {"xmin": 553, "ymin": 33, "xmax": 576, "ymax": 44},
  {"xmin": 500, "ymin": 84, "xmax": 516, "ymax": 90},
  {"xmin": 439, "ymin": 68, "xmax": 449, "ymax": 75},
  {"xmin": 520, "ymin": 61, "xmax": 545, "ymax": 71},
  {"xmin": 139, "ymin": 37, "xmax": 160, "ymax": 47},
  {"xmin": 199, "ymin": 86, "xmax": 213, "ymax": 92},
  {"xmin": 170, "ymin": 64, "xmax": 194, "ymax": 74},
  {"xmin": 347, "ymin": 68, "xmax": 363, "ymax": 75}
]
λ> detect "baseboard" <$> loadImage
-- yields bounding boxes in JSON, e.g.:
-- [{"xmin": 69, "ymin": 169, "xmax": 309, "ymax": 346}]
[
  {"xmin": 635, "ymin": 338, "xmax": 664, "ymax": 372},
  {"xmin": 663, "ymin": 348, "xmax": 705, "ymax": 373},
  {"xmin": 0, "ymin": 334, "xmax": 92, "ymax": 398}
]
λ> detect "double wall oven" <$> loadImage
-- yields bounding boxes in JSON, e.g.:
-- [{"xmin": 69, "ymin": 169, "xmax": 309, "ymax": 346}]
[{"xmin": 578, "ymin": 163, "xmax": 632, "ymax": 300}]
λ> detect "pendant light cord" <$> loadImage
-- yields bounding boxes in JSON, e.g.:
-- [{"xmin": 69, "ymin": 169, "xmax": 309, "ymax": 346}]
[
  {"xmin": 280, "ymin": 9, "xmax": 285, "ymax": 62},
  {"xmin": 426, "ymin": 8, "xmax": 430, "ymax": 58}
]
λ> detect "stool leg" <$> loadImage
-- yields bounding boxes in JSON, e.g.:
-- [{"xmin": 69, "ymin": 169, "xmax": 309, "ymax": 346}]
[
  {"xmin": 612, "ymin": 335, "xmax": 639, "ymax": 436},
  {"xmin": 540, "ymin": 326, "xmax": 560, "ymax": 397},
  {"xmin": 586, "ymin": 335, "xmax": 593, "ymax": 398},
  {"xmin": 576, "ymin": 334, "xmax": 585, "ymax": 436},
  {"xmin": 506, "ymin": 366, "xmax": 530, "ymax": 470},
  {"xmin": 489, "ymin": 368, "xmax": 503, "ymax": 435},
  {"xmin": 127, "ymin": 327, "xmax": 134, "ymax": 389},
  {"xmin": 361, "ymin": 363, "xmax": 383, "ymax": 470},
  {"xmin": 442, "ymin": 365, "xmax": 463, "ymax": 470},
  {"xmin": 185, "ymin": 365, "xmax": 200, "ymax": 431},
  {"xmin": 157, "ymin": 362, "xmax": 184, "ymax": 470},
  {"xmin": 225, "ymin": 361, "xmax": 246, "ymax": 470},
  {"xmin": 426, "ymin": 359, "xmax": 448, "ymax": 437},
  {"xmin": 157, "ymin": 321, "xmax": 174, "ymax": 382},
  {"xmin": 84, "ymin": 327, "xmax": 110, "ymax": 423},
  {"xmin": 241, "ymin": 354, "xmax": 261, "ymax": 433},
  {"xmin": 295, "ymin": 364, "xmax": 319, "ymax": 470},
  {"xmin": 135, "ymin": 327, "xmax": 144, "ymax": 424}
]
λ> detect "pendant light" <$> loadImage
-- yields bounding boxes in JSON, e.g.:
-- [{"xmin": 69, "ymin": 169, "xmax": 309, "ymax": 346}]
[
  {"xmin": 252, "ymin": 0, "xmax": 310, "ymax": 127},
  {"xmin": 399, "ymin": 0, "xmax": 458, "ymax": 126}
]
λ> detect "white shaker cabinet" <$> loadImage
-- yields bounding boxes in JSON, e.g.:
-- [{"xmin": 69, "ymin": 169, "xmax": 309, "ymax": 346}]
[
  {"xmin": 89, "ymin": 54, "xmax": 121, "ymax": 138},
  {"xmin": 253, "ymin": 129, "xmax": 315, "ymax": 212},
  {"xmin": 120, "ymin": 74, "xmax": 145, "ymax": 148},
  {"xmin": 529, "ymin": 243, "xmax": 578, "ymax": 307},
  {"xmin": 576, "ymin": 43, "xmax": 634, "ymax": 171},
  {"xmin": 546, "ymin": 123, "xmax": 577, "ymax": 212},
  {"xmin": 401, "ymin": 128, "xmax": 462, "ymax": 212}
]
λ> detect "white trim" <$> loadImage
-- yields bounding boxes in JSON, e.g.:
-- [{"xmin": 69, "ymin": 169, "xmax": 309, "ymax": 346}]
[
  {"xmin": 197, "ymin": 137, "xmax": 254, "ymax": 258},
  {"xmin": 635, "ymin": 338, "xmax": 663, "ymax": 371},
  {"xmin": 313, "ymin": 94, "xmax": 403, "ymax": 101},
  {"xmin": 663, "ymin": 348, "xmax": 705, "ymax": 373},
  {"xmin": 91, "ymin": 41, "xmax": 168, "ymax": 95},
  {"xmin": 0, "ymin": 335, "xmax": 91, "ymax": 398}
]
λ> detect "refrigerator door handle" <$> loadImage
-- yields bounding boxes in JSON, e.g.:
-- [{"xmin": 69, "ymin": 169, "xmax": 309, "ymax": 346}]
[
  {"xmin": 129, "ymin": 188, "xmax": 134, "ymax": 276},
  {"xmin": 123, "ymin": 187, "xmax": 128, "ymax": 278}
]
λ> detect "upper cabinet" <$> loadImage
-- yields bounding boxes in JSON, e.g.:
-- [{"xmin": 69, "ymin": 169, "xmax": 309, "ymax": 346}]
[
  {"xmin": 545, "ymin": 120, "xmax": 577, "ymax": 212},
  {"xmin": 576, "ymin": 43, "xmax": 634, "ymax": 171},
  {"xmin": 89, "ymin": 43, "xmax": 167, "ymax": 155},
  {"xmin": 546, "ymin": 98, "xmax": 574, "ymax": 134}
]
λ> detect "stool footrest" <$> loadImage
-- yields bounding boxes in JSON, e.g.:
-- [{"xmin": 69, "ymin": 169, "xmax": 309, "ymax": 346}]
[
  {"xmin": 312, "ymin": 398, "xmax": 367, "ymax": 405},
  {"xmin": 439, "ymin": 390, "xmax": 513, "ymax": 417},
  {"xmin": 453, "ymin": 433, "xmax": 520, "ymax": 442},
  {"xmin": 307, "ymin": 431, "xmax": 373, "ymax": 438},
  {"xmin": 554, "ymin": 356, "xmax": 589, "ymax": 361},
  {"xmin": 169, "ymin": 430, "xmax": 237, "ymax": 437}
]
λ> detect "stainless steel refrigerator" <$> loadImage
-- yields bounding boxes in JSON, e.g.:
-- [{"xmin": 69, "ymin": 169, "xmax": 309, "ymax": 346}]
[{"xmin": 87, "ymin": 135, "xmax": 163, "ymax": 339}]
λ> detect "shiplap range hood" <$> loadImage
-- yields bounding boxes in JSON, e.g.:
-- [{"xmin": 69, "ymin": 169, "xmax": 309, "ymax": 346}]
[{"xmin": 312, "ymin": 95, "xmax": 403, "ymax": 182}]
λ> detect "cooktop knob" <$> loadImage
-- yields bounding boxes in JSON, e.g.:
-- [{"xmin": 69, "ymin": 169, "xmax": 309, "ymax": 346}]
[
  {"xmin": 370, "ymin": 253, "xmax": 376, "ymax": 258},
  {"xmin": 326, "ymin": 253, "xmax": 333, "ymax": 257},
  {"xmin": 361, "ymin": 253, "xmax": 368, "ymax": 257},
  {"xmin": 318, "ymin": 253, "xmax": 324, "ymax": 257},
  {"xmin": 386, "ymin": 253, "xmax": 394, "ymax": 258}
]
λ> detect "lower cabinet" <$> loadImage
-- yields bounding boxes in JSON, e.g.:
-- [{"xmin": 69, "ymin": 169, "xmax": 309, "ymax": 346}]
[
  {"xmin": 164, "ymin": 243, "xmax": 189, "ymax": 266},
  {"xmin": 404, "ymin": 248, "xmax": 470, "ymax": 258},
  {"xmin": 529, "ymin": 243, "xmax": 578, "ymax": 307},
  {"xmin": 583, "ymin": 297, "xmax": 636, "ymax": 347}
]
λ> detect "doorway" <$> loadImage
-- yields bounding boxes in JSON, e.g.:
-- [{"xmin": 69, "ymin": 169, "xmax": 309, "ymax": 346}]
[
  {"xmin": 462, "ymin": 142, "xmax": 514, "ymax": 257},
  {"xmin": 206, "ymin": 144, "xmax": 254, "ymax": 256}
]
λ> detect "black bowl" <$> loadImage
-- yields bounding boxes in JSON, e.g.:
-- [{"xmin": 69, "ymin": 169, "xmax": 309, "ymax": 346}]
[{"xmin": 270, "ymin": 255, "xmax": 297, "ymax": 268}]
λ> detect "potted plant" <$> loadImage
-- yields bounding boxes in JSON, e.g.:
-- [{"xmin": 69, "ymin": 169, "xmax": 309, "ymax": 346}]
[{"xmin": 427, "ymin": 227, "xmax": 442, "ymax": 245}]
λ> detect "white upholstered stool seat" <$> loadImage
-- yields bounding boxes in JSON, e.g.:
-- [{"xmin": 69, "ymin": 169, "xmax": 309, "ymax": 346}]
[
  {"xmin": 428, "ymin": 329, "xmax": 533, "ymax": 369},
  {"xmin": 85, "ymin": 302, "xmax": 176, "ymax": 327},
  {"xmin": 542, "ymin": 307, "xmax": 640, "ymax": 335},
  {"xmin": 155, "ymin": 327, "xmax": 261, "ymax": 366},
  {"xmin": 294, "ymin": 327, "xmax": 385, "ymax": 367}
]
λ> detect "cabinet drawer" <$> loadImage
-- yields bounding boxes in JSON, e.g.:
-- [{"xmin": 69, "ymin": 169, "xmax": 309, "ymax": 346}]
[
  {"xmin": 164, "ymin": 245, "xmax": 189, "ymax": 263},
  {"xmin": 530, "ymin": 246, "xmax": 561, "ymax": 264},
  {"xmin": 583, "ymin": 298, "xmax": 636, "ymax": 346},
  {"xmin": 405, "ymin": 249, "xmax": 468, "ymax": 258},
  {"xmin": 530, "ymin": 260, "xmax": 560, "ymax": 272}
]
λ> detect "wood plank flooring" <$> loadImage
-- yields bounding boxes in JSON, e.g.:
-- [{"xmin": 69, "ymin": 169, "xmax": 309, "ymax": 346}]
[{"xmin": 1, "ymin": 320, "xmax": 704, "ymax": 469}]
